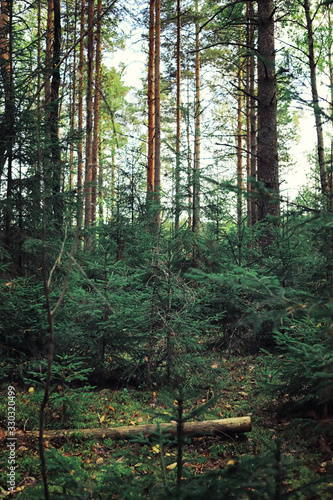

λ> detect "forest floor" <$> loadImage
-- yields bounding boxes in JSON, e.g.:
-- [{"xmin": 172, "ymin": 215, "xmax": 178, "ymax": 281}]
[{"xmin": 1, "ymin": 353, "xmax": 332, "ymax": 498}]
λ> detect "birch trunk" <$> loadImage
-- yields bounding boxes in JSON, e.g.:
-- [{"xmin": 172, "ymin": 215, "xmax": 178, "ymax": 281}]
[{"xmin": 304, "ymin": 0, "xmax": 328, "ymax": 198}]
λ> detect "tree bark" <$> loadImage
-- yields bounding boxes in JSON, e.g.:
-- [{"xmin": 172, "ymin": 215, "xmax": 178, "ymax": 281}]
[
  {"xmin": 77, "ymin": 0, "xmax": 85, "ymax": 204},
  {"xmin": 84, "ymin": 0, "xmax": 94, "ymax": 231},
  {"xmin": 304, "ymin": 0, "xmax": 328, "ymax": 198},
  {"xmin": 25, "ymin": 416, "xmax": 252, "ymax": 440},
  {"xmin": 69, "ymin": 0, "xmax": 78, "ymax": 193},
  {"xmin": 91, "ymin": 0, "xmax": 102, "ymax": 225},
  {"xmin": 186, "ymin": 66, "xmax": 192, "ymax": 228},
  {"xmin": 237, "ymin": 67, "xmax": 243, "ymax": 266},
  {"xmin": 0, "ymin": 0, "xmax": 10, "ymax": 180},
  {"xmin": 246, "ymin": 0, "xmax": 257, "ymax": 226},
  {"xmin": 50, "ymin": 0, "xmax": 62, "ymax": 230},
  {"xmin": 192, "ymin": 0, "xmax": 201, "ymax": 236},
  {"xmin": 153, "ymin": 0, "xmax": 161, "ymax": 226},
  {"xmin": 0, "ymin": 0, "xmax": 13, "ymax": 241},
  {"xmin": 147, "ymin": 0, "xmax": 155, "ymax": 197},
  {"xmin": 45, "ymin": 0, "xmax": 53, "ymax": 108},
  {"xmin": 175, "ymin": 0, "xmax": 181, "ymax": 232},
  {"xmin": 257, "ymin": 0, "xmax": 279, "ymax": 249},
  {"xmin": 328, "ymin": 6, "xmax": 333, "ymax": 210}
]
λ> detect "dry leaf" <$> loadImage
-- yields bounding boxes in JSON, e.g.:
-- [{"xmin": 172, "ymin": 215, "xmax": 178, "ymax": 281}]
[{"xmin": 166, "ymin": 462, "xmax": 177, "ymax": 470}]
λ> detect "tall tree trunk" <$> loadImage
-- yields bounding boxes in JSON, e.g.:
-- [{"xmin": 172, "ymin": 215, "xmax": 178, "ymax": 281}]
[
  {"xmin": 328, "ymin": 6, "xmax": 333, "ymax": 210},
  {"xmin": 304, "ymin": 0, "xmax": 328, "ymax": 198},
  {"xmin": 237, "ymin": 67, "xmax": 243, "ymax": 266},
  {"xmin": 98, "ymin": 138, "xmax": 104, "ymax": 220},
  {"xmin": 186, "ymin": 66, "xmax": 192, "ymax": 228},
  {"xmin": 147, "ymin": 0, "xmax": 155, "ymax": 198},
  {"xmin": 91, "ymin": 0, "xmax": 102, "ymax": 225},
  {"xmin": 77, "ymin": 0, "xmax": 85, "ymax": 211},
  {"xmin": 45, "ymin": 0, "xmax": 53, "ymax": 108},
  {"xmin": 257, "ymin": 0, "xmax": 279, "ymax": 250},
  {"xmin": 111, "ymin": 146, "xmax": 115, "ymax": 213},
  {"xmin": 50, "ymin": 0, "xmax": 62, "ymax": 230},
  {"xmin": 0, "ymin": 0, "xmax": 9, "ymax": 179},
  {"xmin": 153, "ymin": 0, "xmax": 161, "ymax": 226},
  {"xmin": 36, "ymin": 0, "xmax": 42, "ymax": 211},
  {"xmin": 246, "ymin": 0, "xmax": 257, "ymax": 226},
  {"xmin": 0, "ymin": 0, "xmax": 13, "ymax": 241},
  {"xmin": 69, "ymin": 0, "xmax": 78, "ymax": 192},
  {"xmin": 175, "ymin": 0, "xmax": 181, "ymax": 232},
  {"xmin": 84, "ymin": 0, "xmax": 94, "ymax": 231},
  {"xmin": 192, "ymin": 0, "xmax": 200, "ymax": 236}
]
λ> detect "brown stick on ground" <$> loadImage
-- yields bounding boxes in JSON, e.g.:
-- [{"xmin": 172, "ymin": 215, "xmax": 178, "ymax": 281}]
[{"xmin": 23, "ymin": 417, "xmax": 252, "ymax": 441}]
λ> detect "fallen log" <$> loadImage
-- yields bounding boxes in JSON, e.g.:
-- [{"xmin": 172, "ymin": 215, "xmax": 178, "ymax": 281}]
[{"xmin": 23, "ymin": 416, "xmax": 251, "ymax": 441}]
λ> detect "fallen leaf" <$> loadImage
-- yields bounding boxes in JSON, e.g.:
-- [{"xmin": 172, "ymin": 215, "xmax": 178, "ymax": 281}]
[
  {"xmin": 152, "ymin": 445, "xmax": 160, "ymax": 454},
  {"xmin": 96, "ymin": 457, "xmax": 104, "ymax": 465},
  {"xmin": 166, "ymin": 462, "xmax": 177, "ymax": 470}
]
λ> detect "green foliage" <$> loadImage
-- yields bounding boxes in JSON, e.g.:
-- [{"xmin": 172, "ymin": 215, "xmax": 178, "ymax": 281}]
[
  {"xmin": 272, "ymin": 319, "xmax": 333, "ymax": 420},
  {"xmin": 16, "ymin": 449, "xmax": 91, "ymax": 499},
  {"xmin": 24, "ymin": 354, "xmax": 94, "ymax": 428},
  {"xmin": 0, "ymin": 277, "xmax": 48, "ymax": 379}
]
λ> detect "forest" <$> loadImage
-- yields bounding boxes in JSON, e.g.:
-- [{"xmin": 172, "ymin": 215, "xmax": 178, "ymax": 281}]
[{"xmin": 0, "ymin": 0, "xmax": 333, "ymax": 498}]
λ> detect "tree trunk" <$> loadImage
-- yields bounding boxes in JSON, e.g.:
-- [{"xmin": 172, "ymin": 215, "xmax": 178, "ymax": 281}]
[
  {"xmin": 36, "ymin": 0, "xmax": 42, "ymax": 211},
  {"xmin": 257, "ymin": 0, "xmax": 279, "ymax": 250},
  {"xmin": 84, "ymin": 0, "xmax": 94, "ymax": 231},
  {"xmin": 77, "ymin": 0, "xmax": 85, "ymax": 208},
  {"xmin": 328, "ymin": 6, "xmax": 333, "ymax": 210},
  {"xmin": 98, "ymin": 133, "xmax": 104, "ymax": 220},
  {"xmin": 246, "ymin": 0, "xmax": 257, "ymax": 226},
  {"xmin": 175, "ymin": 0, "xmax": 181, "ymax": 232},
  {"xmin": 304, "ymin": 0, "xmax": 328, "ymax": 198},
  {"xmin": 186, "ymin": 67, "xmax": 192, "ymax": 228},
  {"xmin": 25, "ymin": 416, "xmax": 252, "ymax": 440},
  {"xmin": 237, "ymin": 67, "xmax": 243, "ymax": 266},
  {"xmin": 0, "ymin": 0, "xmax": 13, "ymax": 242},
  {"xmin": 192, "ymin": 0, "xmax": 200, "ymax": 236},
  {"xmin": 45, "ymin": 0, "xmax": 53, "ymax": 108},
  {"xmin": 147, "ymin": 0, "xmax": 155, "ymax": 197},
  {"xmin": 69, "ymin": 0, "xmax": 78, "ymax": 193},
  {"xmin": 91, "ymin": 0, "xmax": 102, "ymax": 225},
  {"xmin": 50, "ymin": 0, "xmax": 62, "ymax": 230},
  {"xmin": 153, "ymin": 0, "xmax": 161, "ymax": 226}
]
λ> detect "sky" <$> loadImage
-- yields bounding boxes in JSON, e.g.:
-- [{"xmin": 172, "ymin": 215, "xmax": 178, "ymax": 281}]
[{"xmin": 104, "ymin": 26, "xmax": 322, "ymax": 201}]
